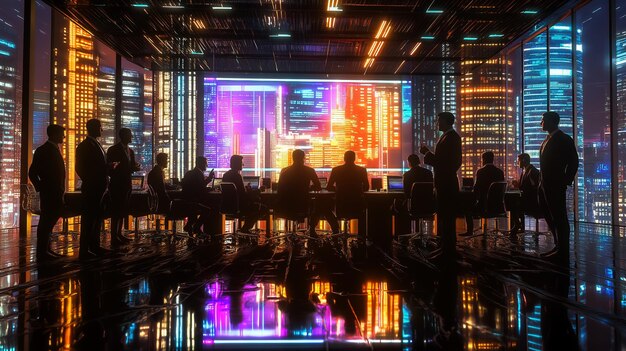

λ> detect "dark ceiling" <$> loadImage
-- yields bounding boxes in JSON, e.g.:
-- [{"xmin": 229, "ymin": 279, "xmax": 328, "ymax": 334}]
[{"xmin": 43, "ymin": 0, "xmax": 571, "ymax": 75}]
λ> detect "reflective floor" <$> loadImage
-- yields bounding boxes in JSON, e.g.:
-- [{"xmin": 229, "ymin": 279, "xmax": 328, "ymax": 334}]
[{"xmin": 1, "ymin": 218, "xmax": 625, "ymax": 350}]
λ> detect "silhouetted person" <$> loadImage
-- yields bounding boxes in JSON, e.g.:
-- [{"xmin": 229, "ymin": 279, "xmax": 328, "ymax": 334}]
[
  {"xmin": 420, "ymin": 112, "xmax": 462, "ymax": 255},
  {"xmin": 278, "ymin": 149, "xmax": 339, "ymax": 235},
  {"xmin": 403, "ymin": 153, "xmax": 433, "ymax": 198},
  {"xmin": 76, "ymin": 119, "xmax": 109, "ymax": 259},
  {"xmin": 539, "ymin": 111, "xmax": 579, "ymax": 258},
  {"xmin": 222, "ymin": 155, "xmax": 260, "ymax": 233},
  {"xmin": 181, "ymin": 156, "xmax": 215, "ymax": 234},
  {"xmin": 106, "ymin": 128, "xmax": 140, "ymax": 246},
  {"xmin": 29, "ymin": 124, "xmax": 66, "ymax": 260},
  {"xmin": 510, "ymin": 153, "xmax": 540, "ymax": 232},
  {"xmin": 327, "ymin": 151, "xmax": 369, "ymax": 234},
  {"xmin": 462, "ymin": 151, "xmax": 504, "ymax": 236},
  {"xmin": 147, "ymin": 152, "xmax": 172, "ymax": 214}
]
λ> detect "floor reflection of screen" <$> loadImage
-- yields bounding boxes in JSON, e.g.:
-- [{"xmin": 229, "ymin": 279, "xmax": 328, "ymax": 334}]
[
  {"xmin": 203, "ymin": 78, "xmax": 411, "ymax": 178},
  {"xmin": 202, "ymin": 280, "xmax": 408, "ymax": 346}
]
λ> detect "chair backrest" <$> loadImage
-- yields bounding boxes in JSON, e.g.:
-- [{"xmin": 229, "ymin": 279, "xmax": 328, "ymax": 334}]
[
  {"xmin": 146, "ymin": 185, "xmax": 158, "ymax": 213},
  {"xmin": 276, "ymin": 181, "xmax": 310, "ymax": 220},
  {"xmin": 335, "ymin": 183, "xmax": 365, "ymax": 219},
  {"xmin": 408, "ymin": 182, "xmax": 435, "ymax": 218},
  {"xmin": 485, "ymin": 181, "xmax": 508, "ymax": 217},
  {"xmin": 21, "ymin": 184, "xmax": 41, "ymax": 215},
  {"xmin": 220, "ymin": 182, "xmax": 240, "ymax": 216},
  {"xmin": 168, "ymin": 199, "xmax": 196, "ymax": 220}
]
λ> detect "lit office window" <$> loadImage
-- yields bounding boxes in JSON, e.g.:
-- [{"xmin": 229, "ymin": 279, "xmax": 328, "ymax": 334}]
[
  {"xmin": 522, "ymin": 31, "xmax": 548, "ymax": 167},
  {"xmin": 122, "ymin": 58, "xmax": 152, "ymax": 171}
]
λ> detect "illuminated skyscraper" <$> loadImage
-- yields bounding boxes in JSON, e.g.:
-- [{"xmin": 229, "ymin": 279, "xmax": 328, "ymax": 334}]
[
  {"xmin": 121, "ymin": 68, "xmax": 149, "ymax": 168},
  {"xmin": 0, "ymin": 18, "xmax": 19, "ymax": 228},
  {"xmin": 154, "ymin": 72, "xmax": 198, "ymax": 179},
  {"xmin": 412, "ymin": 76, "xmax": 441, "ymax": 153},
  {"xmin": 460, "ymin": 53, "xmax": 513, "ymax": 178},
  {"xmin": 53, "ymin": 16, "xmax": 97, "ymax": 191},
  {"xmin": 345, "ymin": 85, "xmax": 376, "ymax": 165},
  {"xmin": 97, "ymin": 65, "xmax": 116, "ymax": 149}
]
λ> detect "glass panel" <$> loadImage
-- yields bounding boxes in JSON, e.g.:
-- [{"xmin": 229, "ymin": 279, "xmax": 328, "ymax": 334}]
[
  {"xmin": 33, "ymin": 0, "xmax": 51, "ymax": 149},
  {"xmin": 507, "ymin": 47, "xmax": 523, "ymax": 179},
  {"xmin": 522, "ymin": 32, "xmax": 548, "ymax": 167},
  {"xmin": 616, "ymin": 0, "xmax": 626, "ymax": 225},
  {"xmin": 0, "ymin": 0, "xmax": 23, "ymax": 229},
  {"xmin": 95, "ymin": 40, "xmax": 116, "ymax": 151},
  {"xmin": 549, "ymin": 17, "xmax": 579, "ymax": 221},
  {"xmin": 577, "ymin": 0, "xmax": 611, "ymax": 224},
  {"xmin": 121, "ymin": 58, "xmax": 152, "ymax": 172}
]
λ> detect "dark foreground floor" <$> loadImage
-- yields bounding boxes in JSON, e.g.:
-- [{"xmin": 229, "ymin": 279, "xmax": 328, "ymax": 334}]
[{"xmin": 0, "ymin": 218, "xmax": 625, "ymax": 350}]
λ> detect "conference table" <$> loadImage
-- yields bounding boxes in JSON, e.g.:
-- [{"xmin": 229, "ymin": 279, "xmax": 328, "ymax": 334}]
[{"xmin": 64, "ymin": 188, "xmax": 521, "ymax": 245}]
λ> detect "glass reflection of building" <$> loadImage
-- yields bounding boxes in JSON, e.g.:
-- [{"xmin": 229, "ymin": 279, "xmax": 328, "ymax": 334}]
[
  {"xmin": 97, "ymin": 65, "xmax": 116, "ymax": 150},
  {"xmin": 617, "ymin": 6, "xmax": 626, "ymax": 225},
  {"xmin": 52, "ymin": 16, "xmax": 97, "ymax": 191},
  {"xmin": 0, "ymin": 15, "xmax": 19, "ymax": 228},
  {"xmin": 122, "ymin": 68, "xmax": 150, "ymax": 168}
]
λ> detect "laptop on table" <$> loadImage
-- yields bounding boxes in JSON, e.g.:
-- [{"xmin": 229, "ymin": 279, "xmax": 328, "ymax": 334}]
[{"xmin": 386, "ymin": 175, "xmax": 404, "ymax": 192}]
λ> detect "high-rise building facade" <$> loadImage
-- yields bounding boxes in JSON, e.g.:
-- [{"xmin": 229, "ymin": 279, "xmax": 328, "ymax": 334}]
[
  {"xmin": 460, "ymin": 53, "xmax": 513, "ymax": 178},
  {"xmin": 52, "ymin": 16, "xmax": 97, "ymax": 192}
]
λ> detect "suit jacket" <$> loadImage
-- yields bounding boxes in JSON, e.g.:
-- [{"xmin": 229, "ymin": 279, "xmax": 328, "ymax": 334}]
[
  {"xmin": 403, "ymin": 166, "xmax": 433, "ymax": 198},
  {"xmin": 147, "ymin": 165, "xmax": 171, "ymax": 213},
  {"xmin": 424, "ymin": 129, "xmax": 462, "ymax": 195},
  {"xmin": 76, "ymin": 136, "xmax": 108, "ymax": 193},
  {"xmin": 29, "ymin": 141, "xmax": 65, "ymax": 208},
  {"xmin": 182, "ymin": 168, "xmax": 210, "ymax": 203},
  {"xmin": 223, "ymin": 170, "xmax": 249, "ymax": 208},
  {"xmin": 473, "ymin": 164, "xmax": 505, "ymax": 210},
  {"xmin": 106, "ymin": 142, "xmax": 138, "ymax": 194},
  {"xmin": 539, "ymin": 130, "xmax": 579, "ymax": 189},
  {"xmin": 519, "ymin": 165, "xmax": 540, "ymax": 214}
]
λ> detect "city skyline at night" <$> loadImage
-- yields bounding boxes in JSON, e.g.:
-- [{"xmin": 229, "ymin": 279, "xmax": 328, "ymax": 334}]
[{"xmin": 202, "ymin": 78, "xmax": 407, "ymax": 180}]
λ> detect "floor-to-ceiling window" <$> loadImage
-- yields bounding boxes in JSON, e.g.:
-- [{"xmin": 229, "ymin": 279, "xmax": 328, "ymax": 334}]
[
  {"xmin": 576, "ymin": 1, "xmax": 611, "ymax": 224},
  {"xmin": 616, "ymin": 0, "xmax": 626, "ymax": 225},
  {"xmin": 522, "ymin": 32, "xmax": 548, "ymax": 166},
  {"xmin": 507, "ymin": 46, "xmax": 523, "ymax": 180},
  {"xmin": 0, "ymin": 0, "xmax": 23, "ymax": 229},
  {"xmin": 121, "ymin": 58, "xmax": 152, "ymax": 171}
]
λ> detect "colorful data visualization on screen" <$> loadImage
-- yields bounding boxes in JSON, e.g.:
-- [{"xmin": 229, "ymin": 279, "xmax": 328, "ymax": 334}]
[{"xmin": 203, "ymin": 78, "xmax": 412, "ymax": 173}]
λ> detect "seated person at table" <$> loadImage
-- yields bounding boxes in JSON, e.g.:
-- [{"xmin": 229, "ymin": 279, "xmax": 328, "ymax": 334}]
[
  {"xmin": 327, "ymin": 151, "xmax": 369, "ymax": 232},
  {"xmin": 147, "ymin": 152, "xmax": 175, "ymax": 214},
  {"xmin": 510, "ymin": 153, "xmax": 540, "ymax": 232},
  {"xmin": 462, "ymin": 151, "xmax": 504, "ymax": 236},
  {"xmin": 181, "ymin": 156, "xmax": 215, "ymax": 234},
  {"xmin": 222, "ymin": 155, "xmax": 261, "ymax": 234},
  {"xmin": 278, "ymin": 149, "xmax": 339, "ymax": 235},
  {"xmin": 403, "ymin": 154, "xmax": 433, "ymax": 198}
]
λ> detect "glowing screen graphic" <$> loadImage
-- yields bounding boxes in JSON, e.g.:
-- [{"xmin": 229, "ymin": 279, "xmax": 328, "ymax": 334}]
[{"xmin": 203, "ymin": 78, "xmax": 411, "ymax": 178}]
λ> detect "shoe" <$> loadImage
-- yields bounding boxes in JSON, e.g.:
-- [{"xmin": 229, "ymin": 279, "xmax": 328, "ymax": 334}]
[
  {"xmin": 46, "ymin": 249, "xmax": 65, "ymax": 258},
  {"xmin": 93, "ymin": 246, "xmax": 113, "ymax": 255},
  {"xmin": 459, "ymin": 231, "xmax": 474, "ymax": 237},
  {"xmin": 37, "ymin": 252, "xmax": 59, "ymax": 261},
  {"xmin": 540, "ymin": 247, "xmax": 559, "ymax": 257},
  {"xmin": 79, "ymin": 251, "xmax": 98, "ymax": 260}
]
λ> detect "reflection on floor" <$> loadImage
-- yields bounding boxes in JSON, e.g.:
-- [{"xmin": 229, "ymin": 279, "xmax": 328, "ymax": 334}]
[{"xmin": 0, "ymin": 218, "xmax": 625, "ymax": 350}]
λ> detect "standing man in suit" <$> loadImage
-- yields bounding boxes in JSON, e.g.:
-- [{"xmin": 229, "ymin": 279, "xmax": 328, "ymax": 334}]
[
  {"xmin": 76, "ymin": 119, "xmax": 109, "ymax": 259},
  {"xmin": 420, "ymin": 112, "xmax": 462, "ymax": 256},
  {"xmin": 147, "ymin": 152, "xmax": 172, "ymax": 214},
  {"xmin": 538, "ymin": 111, "xmax": 579, "ymax": 258},
  {"xmin": 106, "ymin": 128, "xmax": 141, "ymax": 247},
  {"xmin": 510, "ymin": 153, "xmax": 540, "ymax": 232},
  {"xmin": 403, "ymin": 154, "xmax": 433, "ymax": 198},
  {"xmin": 29, "ymin": 124, "xmax": 67, "ymax": 261},
  {"xmin": 462, "ymin": 151, "xmax": 504, "ymax": 236}
]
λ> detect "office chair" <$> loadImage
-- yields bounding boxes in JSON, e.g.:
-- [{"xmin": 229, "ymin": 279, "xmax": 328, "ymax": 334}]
[
  {"xmin": 162, "ymin": 198, "xmax": 202, "ymax": 242},
  {"xmin": 396, "ymin": 182, "xmax": 436, "ymax": 243},
  {"xmin": 127, "ymin": 186, "xmax": 158, "ymax": 238},
  {"xmin": 218, "ymin": 182, "xmax": 258, "ymax": 242},
  {"xmin": 478, "ymin": 181, "xmax": 509, "ymax": 237},
  {"xmin": 271, "ymin": 191, "xmax": 314, "ymax": 241},
  {"xmin": 334, "ymin": 184, "xmax": 365, "ymax": 237}
]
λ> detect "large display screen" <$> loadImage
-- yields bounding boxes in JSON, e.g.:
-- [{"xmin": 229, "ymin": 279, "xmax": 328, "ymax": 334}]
[{"xmin": 203, "ymin": 77, "xmax": 412, "ymax": 179}]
